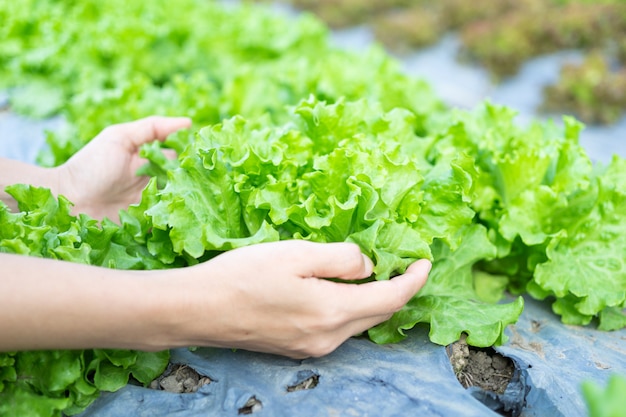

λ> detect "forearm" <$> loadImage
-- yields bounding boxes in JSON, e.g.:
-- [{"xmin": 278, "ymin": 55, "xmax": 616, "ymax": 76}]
[
  {"xmin": 0, "ymin": 253, "xmax": 179, "ymax": 352},
  {"xmin": 0, "ymin": 241, "xmax": 432, "ymax": 358},
  {"xmin": 0, "ymin": 158, "xmax": 61, "ymax": 212}
]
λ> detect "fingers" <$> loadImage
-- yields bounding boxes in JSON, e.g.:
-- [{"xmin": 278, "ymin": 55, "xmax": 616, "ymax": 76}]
[
  {"xmin": 194, "ymin": 240, "xmax": 431, "ymax": 359},
  {"xmin": 263, "ymin": 241, "xmax": 429, "ymax": 304},
  {"xmin": 341, "ymin": 259, "xmax": 432, "ymax": 318},
  {"xmin": 285, "ymin": 241, "xmax": 374, "ymax": 281},
  {"xmin": 161, "ymin": 149, "xmax": 178, "ymax": 160},
  {"xmin": 102, "ymin": 116, "xmax": 192, "ymax": 149},
  {"xmin": 291, "ymin": 260, "xmax": 431, "ymax": 358}
]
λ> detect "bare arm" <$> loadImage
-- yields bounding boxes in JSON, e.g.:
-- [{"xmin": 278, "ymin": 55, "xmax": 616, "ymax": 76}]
[
  {"xmin": 0, "ymin": 252, "xmax": 166, "ymax": 352},
  {"xmin": 0, "ymin": 116, "xmax": 191, "ymax": 220},
  {"xmin": 0, "ymin": 241, "xmax": 431, "ymax": 358},
  {"xmin": 0, "ymin": 117, "xmax": 432, "ymax": 358}
]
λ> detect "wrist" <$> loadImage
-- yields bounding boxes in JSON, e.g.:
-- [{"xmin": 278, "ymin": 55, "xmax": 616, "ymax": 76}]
[
  {"xmin": 51, "ymin": 163, "xmax": 80, "ymax": 208},
  {"xmin": 51, "ymin": 163, "xmax": 98, "ymax": 218},
  {"xmin": 145, "ymin": 265, "xmax": 230, "ymax": 351}
]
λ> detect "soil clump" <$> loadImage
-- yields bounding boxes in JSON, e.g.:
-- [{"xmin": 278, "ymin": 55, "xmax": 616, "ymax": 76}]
[
  {"xmin": 447, "ymin": 334, "xmax": 515, "ymax": 394},
  {"xmin": 149, "ymin": 363, "xmax": 211, "ymax": 394}
]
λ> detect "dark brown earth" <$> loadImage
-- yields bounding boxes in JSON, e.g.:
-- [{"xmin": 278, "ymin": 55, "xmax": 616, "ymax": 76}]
[
  {"xmin": 149, "ymin": 363, "xmax": 211, "ymax": 394},
  {"xmin": 286, "ymin": 374, "xmax": 319, "ymax": 392},
  {"xmin": 238, "ymin": 396, "xmax": 263, "ymax": 415},
  {"xmin": 149, "ymin": 363, "xmax": 263, "ymax": 414},
  {"xmin": 447, "ymin": 334, "xmax": 515, "ymax": 395}
]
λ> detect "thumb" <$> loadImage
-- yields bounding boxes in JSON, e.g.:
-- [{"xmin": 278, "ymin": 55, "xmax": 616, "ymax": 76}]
[{"xmin": 345, "ymin": 259, "xmax": 432, "ymax": 317}]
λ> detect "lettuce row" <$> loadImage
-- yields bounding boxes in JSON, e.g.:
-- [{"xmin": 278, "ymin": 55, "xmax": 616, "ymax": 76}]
[
  {"xmin": 3, "ymin": 82, "xmax": 625, "ymax": 417},
  {"xmin": 1, "ymin": 0, "xmax": 443, "ymax": 167},
  {"xmin": 123, "ymin": 97, "xmax": 525, "ymax": 347},
  {"xmin": 125, "ymin": 97, "xmax": 625, "ymax": 343}
]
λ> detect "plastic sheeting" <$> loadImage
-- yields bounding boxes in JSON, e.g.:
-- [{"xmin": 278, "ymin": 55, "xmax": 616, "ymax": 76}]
[
  {"xmin": 79, "ymin": 296, "xmax": 626, "ymax": 417},
  {"xmin": 0, "ymin": 96, "xmax": 62, "ymax": 164}
]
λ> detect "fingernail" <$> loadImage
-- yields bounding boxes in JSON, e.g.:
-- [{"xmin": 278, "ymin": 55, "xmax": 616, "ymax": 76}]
[
  {"xmin": 421, "ymin": 259, "xmax": 433, "ymax": 274},
  {"xmin": 362, "ymin": 254, "xmax": 374, "ymax": 276}
]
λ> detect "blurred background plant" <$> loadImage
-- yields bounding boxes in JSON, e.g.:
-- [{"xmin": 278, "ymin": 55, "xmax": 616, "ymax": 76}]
[
  {"xmin": 582, "ymin": 374, "xmax": 626, "ymax": 417},
  {"xmin": 543, "ymin": 53, "xmax": 626, "ymax": 124},
  {"xmin": 253, "ymin": 0, "xmax": 626, "ymax": 126}
]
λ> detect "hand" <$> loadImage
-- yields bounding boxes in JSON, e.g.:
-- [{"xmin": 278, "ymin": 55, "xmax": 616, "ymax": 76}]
[
  {"xmin": 0, "ymin": 241, "xmax": 431, "ymax": 355},
  {"xmin": 164, "ymin": 241, "xmax": 432, "ymax": 358},
  {"xmin": 57, "ymin": 116, "xmax": 191, "ymax": 220}
]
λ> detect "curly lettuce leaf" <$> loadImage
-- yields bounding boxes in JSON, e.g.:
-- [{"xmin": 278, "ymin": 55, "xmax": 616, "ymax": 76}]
[
  {"xmin": 0, "ymin": 349, "xmax": 168, "ymax": 417},
  {"xmin": 368, "ymin": 224, "xmax": 524, "ymax": 347},
  {"xmin": 532, "ymin": 156, "xmax": 626, "ymax": 326},
  {"xmin": 598, "ymin": 305, "xmax": 626, "ymax": 331},
  {"xmin": 140, "ymin": 98, "xmax": 474, "ymax": 280},
  {"xmin": 430, "ymin": 105, "xmax": 592, "ymax": 248}
]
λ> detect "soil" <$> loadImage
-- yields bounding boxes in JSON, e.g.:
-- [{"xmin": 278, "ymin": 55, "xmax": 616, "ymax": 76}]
[
  {"xmin": 286, "ymin": 373, "xmax": 319, "ymax": 392},
  {"xmin": 447, "ymin": 334, "xmax": 515, "ymax": 395},
  {"xmin": 238, "ymin": 396, "xmax": 263, "ymax": 415},
  {"xmin": 148, "ymin": 363, "xmax": 211, "ymax": 394},
  {"xmin": 148, "ymin": 363, "xmax": 264, "ymax": 414}
]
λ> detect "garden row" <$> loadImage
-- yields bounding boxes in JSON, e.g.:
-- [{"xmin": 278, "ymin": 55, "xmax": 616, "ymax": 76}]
[{"xmin": 257, "ymin": 0, "xmax": 626, "ymax": 124}]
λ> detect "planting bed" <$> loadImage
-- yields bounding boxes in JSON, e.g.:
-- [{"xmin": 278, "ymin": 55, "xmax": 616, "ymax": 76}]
[{"xmin": 75, "ymin": 296, "xmax": 626, "ymax": 417}]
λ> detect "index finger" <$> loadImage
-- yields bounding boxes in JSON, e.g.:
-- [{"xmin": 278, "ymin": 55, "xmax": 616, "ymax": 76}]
[
  {"xmin": 284, "ymin": 241, "xmax": 374, "ymax": 281},
  {"xmin": 105, "ymin": 116, "xmax": 192, "ymax": 150}
]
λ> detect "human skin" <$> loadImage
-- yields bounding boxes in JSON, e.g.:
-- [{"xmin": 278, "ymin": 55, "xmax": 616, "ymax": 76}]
[
  {"xmin": 0, "ymin": 246, "xmax": 431, "ymax": 358},
  {"xmin": 0, "ymin": 116, "xmax": 432, "ymax": 358},
  {"xmin": 0, "ymin": 116, "xmax": 191, "ymax": 220}
]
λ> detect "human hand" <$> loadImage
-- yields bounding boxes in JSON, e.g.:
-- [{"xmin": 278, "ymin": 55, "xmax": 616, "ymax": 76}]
[
  {"xmin": 162, "ymin": 240, "xmax": 431, "ymax": 359},
  {"xmin": 0, "ymin": 241, "xmax": 430, "ymax": 355},
  {"xmin": 56, "ymin": 116, "xmax": 191, "ymax": 220}
]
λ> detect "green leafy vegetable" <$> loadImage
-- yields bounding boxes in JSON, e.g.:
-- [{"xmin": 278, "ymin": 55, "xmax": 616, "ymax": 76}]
[
  {"xmin": 582, "ymin": 374, "xmax": 626, "ymax": 417},
  {"xmin": 531, "ymin": 156, "xmax": 626, "ymax": 326}
]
